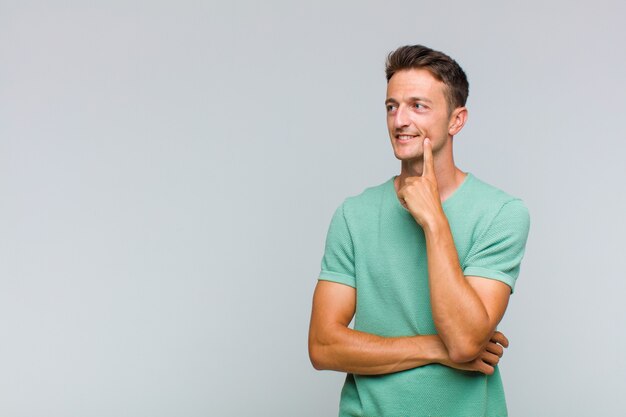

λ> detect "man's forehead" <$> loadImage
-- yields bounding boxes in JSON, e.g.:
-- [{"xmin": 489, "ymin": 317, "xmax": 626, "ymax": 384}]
[{"xmin": 386, "ymin": 68, "xmax": 445, "ymax": 100}]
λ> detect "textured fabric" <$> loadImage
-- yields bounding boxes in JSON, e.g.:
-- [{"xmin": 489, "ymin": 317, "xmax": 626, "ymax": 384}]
[{"xmin": 318, "ymin": 172, "xmax": 530, "ymax": 417}]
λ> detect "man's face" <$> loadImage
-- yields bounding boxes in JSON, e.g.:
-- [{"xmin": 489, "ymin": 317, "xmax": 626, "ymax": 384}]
[{"xmin": 385, "ymin": 68, "xmax": 455, "ymax": 162}]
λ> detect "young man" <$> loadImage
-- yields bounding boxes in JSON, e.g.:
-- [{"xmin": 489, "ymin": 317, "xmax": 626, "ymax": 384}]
[{"xmin": 308, "ymin": 45, "xmax": 530, "ymax": 417}]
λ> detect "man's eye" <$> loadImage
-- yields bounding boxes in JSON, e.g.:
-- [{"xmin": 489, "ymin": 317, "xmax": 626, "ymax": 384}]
[
  {"xmin": 386, "ymin": 105, "xmax": 396, "ymax": 112},
  {"xmin": 414, "ymin": 103, "xmax": 424, "ymax": 109}
]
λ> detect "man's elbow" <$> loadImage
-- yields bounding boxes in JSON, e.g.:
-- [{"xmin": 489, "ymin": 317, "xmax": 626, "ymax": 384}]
[
  {"xmin": 308, "ymin": 340, "xmax": 331, "ymax": 371},
  {"xmin": 446, "ymin": 339, "xmax": 484, "ymax": 363},
  {"xmin": 309, "ymin": 342, "xmax": 324, "ymax": 371},
  {"xmin": 308, "ymin": 320, "xmax": 350, "ymax": 371},
  {"xmin": 439, "ymin": 321, "xmax": 495, "ymax": 363}
]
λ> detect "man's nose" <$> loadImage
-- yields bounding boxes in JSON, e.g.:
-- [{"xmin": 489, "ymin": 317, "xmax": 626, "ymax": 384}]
[{"xmin": 394, "ymin": 106, "xmax": 410, "ymax": 128}]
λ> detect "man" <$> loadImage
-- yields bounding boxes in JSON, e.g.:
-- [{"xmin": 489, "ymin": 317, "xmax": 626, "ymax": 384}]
[{"xmin": 308, "ymin": 45, "xmax": 530, "ymax": 417}]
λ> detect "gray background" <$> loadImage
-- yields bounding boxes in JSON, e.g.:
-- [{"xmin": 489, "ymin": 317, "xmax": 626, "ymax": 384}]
[{"xmin": 1, "ymin": 1, "xmax": 625, "ymax": 416}]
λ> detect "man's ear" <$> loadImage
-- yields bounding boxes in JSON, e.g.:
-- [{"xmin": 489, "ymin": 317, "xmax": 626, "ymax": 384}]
[{"xmin": 448, "ymin": 107, "xmax": 468, "ymax": 136}]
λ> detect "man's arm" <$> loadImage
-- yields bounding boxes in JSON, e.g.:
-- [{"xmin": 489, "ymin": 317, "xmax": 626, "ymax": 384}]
[
  {"xmin": 397, "ymin": 138, "xmax": 519, "ymax": 363},
  {"xmin": 308, "ymin": 280, "xmax": 507, "ymax": 375},
  {"xmin": 424, "ymin": 217, "xmax": 511, "ymax": 362}
]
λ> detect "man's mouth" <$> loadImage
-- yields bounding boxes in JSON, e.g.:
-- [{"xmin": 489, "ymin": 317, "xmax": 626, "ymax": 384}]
[{"xmin": 396, "ymin": 134, "xmax": 419, "ymax": 142}]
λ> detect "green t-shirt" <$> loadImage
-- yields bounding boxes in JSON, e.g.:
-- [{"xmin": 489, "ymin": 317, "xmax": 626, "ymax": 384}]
[{"xmin": 319, "ymin": 172, "xmax": 530, "ymax": 417}]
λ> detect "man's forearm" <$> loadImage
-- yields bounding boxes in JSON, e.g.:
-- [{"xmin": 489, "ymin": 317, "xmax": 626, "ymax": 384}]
[
  {"xmin": 309, "ymin": 325, "xmax": 446, "ymax": 375},
  {"xmin": 423, "ymin": 216, "xmax": 492, "ymax": 362}
]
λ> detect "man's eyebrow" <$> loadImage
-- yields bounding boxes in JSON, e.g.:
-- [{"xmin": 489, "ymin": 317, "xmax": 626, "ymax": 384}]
[
  {"xmin": 411, "ymin": 96, "xmax": 433, "ymax": 103},
  {"xmin": 385, "ymin": 97, "xmax": 433, "ymax": 105}
]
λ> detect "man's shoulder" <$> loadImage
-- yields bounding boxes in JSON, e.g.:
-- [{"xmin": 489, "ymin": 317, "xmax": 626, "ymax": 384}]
[
  {"xmin": 339, "ymin": 176, "xmax": 392, "ymax": 212},
  {"xmin": 462, "ymin": 172, "xmax": 530, "ymax": 223},
  {"xmin": 465, "ymin": 173, "xmax": 524, "ymax": 204}
]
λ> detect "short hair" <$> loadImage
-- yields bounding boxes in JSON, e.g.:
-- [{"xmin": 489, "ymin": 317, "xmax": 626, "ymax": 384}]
[{"xmin": 385, "ymin": 45, "xmax": 469, "ymax": 113}]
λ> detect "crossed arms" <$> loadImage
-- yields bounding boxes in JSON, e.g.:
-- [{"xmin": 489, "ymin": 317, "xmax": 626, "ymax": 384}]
[{"xmin": 308, "ymin": 262, "xmax": 511, "ymax": 376}]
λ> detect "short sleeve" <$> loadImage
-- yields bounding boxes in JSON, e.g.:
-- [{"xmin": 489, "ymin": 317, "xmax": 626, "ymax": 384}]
[
  {"xmin": 463, "ymin": 199, "xmax": 530, "ymax": 293},
  {"xmin": 318, "ymin": 203, "xmax": 356, "ymax": 288}
]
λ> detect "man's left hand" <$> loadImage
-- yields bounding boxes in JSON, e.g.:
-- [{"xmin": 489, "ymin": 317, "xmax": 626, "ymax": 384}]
[{"xmin": 397, "ymin": 138, "xmax": 445, "ymax": 228}]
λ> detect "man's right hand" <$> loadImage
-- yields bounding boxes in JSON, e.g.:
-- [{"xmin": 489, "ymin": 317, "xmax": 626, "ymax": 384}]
[{"xmin": 439, "ymin": 331, "xmax": 509, "ymax": 375}]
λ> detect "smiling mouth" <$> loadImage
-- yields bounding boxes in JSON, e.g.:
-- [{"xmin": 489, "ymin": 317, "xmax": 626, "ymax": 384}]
[{"xmin": 396, "ymin": 134, "xmax": 419, "ymax": 142}]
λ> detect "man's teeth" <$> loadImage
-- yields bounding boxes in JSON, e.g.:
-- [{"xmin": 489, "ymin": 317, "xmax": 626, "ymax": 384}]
[{"xmin": 398, "ymin": 135, "xmax": 416, "ymax": 140}]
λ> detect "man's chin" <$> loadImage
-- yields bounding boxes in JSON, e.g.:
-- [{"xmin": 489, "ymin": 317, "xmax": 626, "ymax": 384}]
[{"xmin": 394, "ymin": 151, "xmax": 424, "ymax": 162}]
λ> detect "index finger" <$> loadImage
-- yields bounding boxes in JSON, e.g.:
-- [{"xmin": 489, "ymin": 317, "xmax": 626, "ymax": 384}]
[{"xmin": 422, "ymin": 137, "xmax": 434, "ymax": 178}]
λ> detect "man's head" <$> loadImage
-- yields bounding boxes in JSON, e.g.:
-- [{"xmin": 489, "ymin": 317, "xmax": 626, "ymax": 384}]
[
  {"xmin": 385, "ymin": 45, "xmax": 468, "ymax": 115},
  {"xmin": 384, "ymin": 45, "xmax": 469, "ymax": 164}
]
